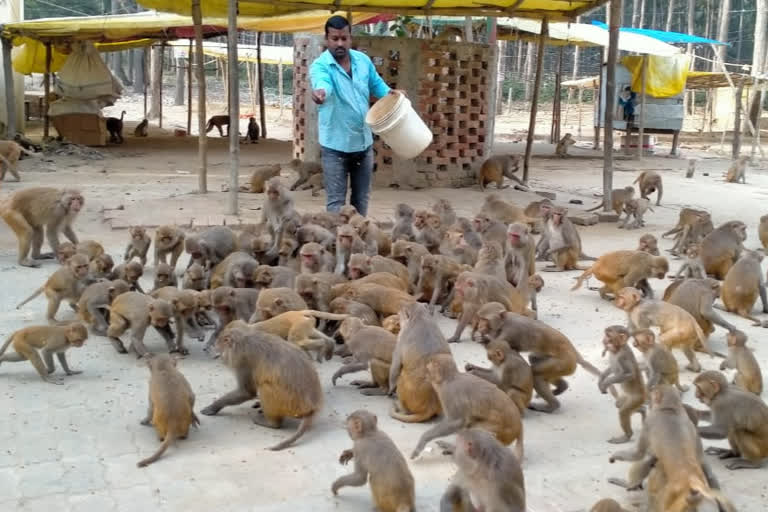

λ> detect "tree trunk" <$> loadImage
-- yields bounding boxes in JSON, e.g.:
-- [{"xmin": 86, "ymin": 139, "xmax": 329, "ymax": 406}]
[
  {"xmin": 174, "ymin": 55, "xmax": 185, "ymax": 106},
  {"xmin": 748, "ymin": 0, "xmax": 767, "ymax": 128},
  {"xmin": 650, "ymin": 0, "xmax": 657, "ymax": 29},
  {"xmin": 631, "ymin": 0, "xmax": 640, "ymax": 28},
  {"xmin": 524, "ymin": 42, "xmax": 535, "ymax": 102},
  {"xmin": 638, "ymin": 0, "xmax": 646, "ymax": 28},
  {"xmin": 715, "ymin": 0, "xmax": 730, "ymax": 63},
  {"xmin": 147, "ymin": 45, "xmax": 162, "ymax": 119},
  {"xmin": 665, "ymin": 0, "xmax": 674, "ymax": 31},
  {"xmin": 132, "ymin": 49, "xmax": 146, "ymax": 94},
  {"xmin": 515, "ymin": 40, "xmax": 523, "ymax": 74}
]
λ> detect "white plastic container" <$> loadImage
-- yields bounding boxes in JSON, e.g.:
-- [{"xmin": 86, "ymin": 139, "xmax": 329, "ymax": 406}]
[{"xmin": 366, "ymin": 92, "xmax": 432, "ymax": 159}]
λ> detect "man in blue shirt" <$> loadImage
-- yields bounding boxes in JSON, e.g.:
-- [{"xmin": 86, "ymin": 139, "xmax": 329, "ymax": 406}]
[{"xmin": 309, "ymin": 15, "xmax": 392, "ymax": 216}]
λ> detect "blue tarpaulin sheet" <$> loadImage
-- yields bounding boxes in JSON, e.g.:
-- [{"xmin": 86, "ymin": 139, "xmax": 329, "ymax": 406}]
[{"xmin": 591, "ymin": 20, "xmax": 729, "ymax": 46}]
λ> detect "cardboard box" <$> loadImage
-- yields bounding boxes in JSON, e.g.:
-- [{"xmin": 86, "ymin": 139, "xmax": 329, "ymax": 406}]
[{"xmin": 51, "ymin": 113, "xmax": 107, "ymax": 146}]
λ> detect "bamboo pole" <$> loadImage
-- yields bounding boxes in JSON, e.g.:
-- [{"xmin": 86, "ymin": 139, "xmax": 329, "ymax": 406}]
[
  {"xmin": 1, "ymin": 37, "xmax": 16, "ymax": 137},
  {"xmin": 158, "ymin": 44, "xmax": 164, "ymax": 129},
  {"xmin": 278, "ymin": 59, "xmax": 284, "ymax": 119},
  {"xmin": 594, "ymin": 48, "xmax": 604, "ymax": 150},
  {"xmin": 43, "ymin": 42, "xmax": 51, "ymax": 139},
  {"xmin": 257, "ymin": 32, "xmax": 267, "ymax": 139},
  {"xmin": 637, "ymin": 54, "xmax": 647, "ymax": 160},
  {"xmin": 187, "ymin": 38, "xmax": 192, "ymax": 135},
  {"xmin": 522, "ymin": 18, "xmax": 547, "ymax": 183},
  {"xmin": 192, "ymin": 0, "xmax": 208, "ymax": 193},
  {"xmin": 603, "ymin": 0, "xmax": 622, "ymax": 211},
  {"xmin": 227, "ymin": 0, "xmax": 239, "ymax": 215}
]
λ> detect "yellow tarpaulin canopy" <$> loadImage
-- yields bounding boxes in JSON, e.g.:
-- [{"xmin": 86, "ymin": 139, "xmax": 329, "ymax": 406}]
[
  {"xmin": 168, "ymin": 40, "xmax": 294, "ymax": 65},
  {"xmin": 138, "ymin": 0, "xmax": 609, "ymax": 20},
  {"xmin": 622, "ymin": 54, "xmax": 691, "ymax": 98}
]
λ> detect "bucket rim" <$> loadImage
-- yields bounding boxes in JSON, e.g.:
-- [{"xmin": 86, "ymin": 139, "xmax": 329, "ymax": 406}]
[{"xmin": 366, "ymin": 91, "xmax": 406, "ymax": 128}]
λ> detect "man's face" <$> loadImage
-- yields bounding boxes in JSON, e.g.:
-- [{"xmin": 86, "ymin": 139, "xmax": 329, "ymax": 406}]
[{"xmin": 326, "ymin": 26, "xmax": 351, "ymax": 60}]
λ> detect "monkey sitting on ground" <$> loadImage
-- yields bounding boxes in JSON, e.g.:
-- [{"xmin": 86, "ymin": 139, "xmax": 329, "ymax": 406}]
[
  {"xmin": 440, "ymin": 428, "xmax": 526, "ymax": 512},
  {"xmin": 1, "ymin": 187, "xmax": 84, "ymax": 268},
  {"xmin": 477, "ymin": 154, "xmax": 525, "ymax": 190},
  {"xmin": 586, "ymin": 186, "xmax": 635, "ymax": 216},
  {"xmin": 719, "ymin": 330, "xmax": 763, "ymax": 395},
  {"xmin": 133, "ymin": 119, "xmax": 148, "ymax": 137},
  {"xmin": 555, "ymin": 132, "xmax": 576, "ymax": 157},
  {"xmin": 296, "ymin": 173, "xmax": 324, "ymax": 197},
  {"xmin": 724, "ymin": 155, "xmax": 749, "ymax": 183},
  {"xmin": 632, "ymin": 329, "xmax": 688, "ymax": 393},
  {"xmin": 152, "ymin": 263, "xmax": 178, "ymax": 292},
  {"xmin": 124, "ymin": 226, "xmax": 152, "ymax": 267},
  {"xmin": 700, "ymin": 220, "xmax": 747, "ymax": 280},
  {"xmin": 598, "ymin": 326, "xmax": 647, "ymax": 444},
  {"xmin": 0, "ymin": 322, "xmax": 87, "ymax": 385},
  {"xmin": 261, "ymin": 177, "xmax": 299, "ymax": 262},
  {"xmin": 201, "ymin": 324, "xmax": 322, "ymax": 450},
  {"xmin": 633, "ymin": 170, "xmax": 663, "ymax": 205},
  {"xmin": 288, "ymin": 159, "xmax": 323, "ymax": 191},
  {"xmin": 106, "ymin": 111, "xmax": 126, "ymax": 143},
  {"xmin": 637, "ymin": 233, "xmax": 659, "ymax": 256},
  {"xmin": 391, "ymin": 203, "xmax": 415, "ymax": 242},
  {"xmin": 0, "ymin": 139, "xmax": 35, "ymax": 182},
  {"xmin": 672, "ymin": 243, "xmax": 706, "ymax": 280},
  {"xmin": 540, "ymin": 206, "xmax": 592, "ymax": 271},
  {"xmin": 571, "ymin": 250, "xmax": 669, "ymax": 300},
  {"xmin": 234, "ymin": 164, "xmax": 281, "ymax": 193},
  {"xmin": 137, "ymin": 353, "xmax": 199, "ymax": 467},
  {"xmin": 16, "ymin": 254, "xmax": 90, "ymax": 323},
  {"xmin": 205, "ymin": 114, "xmax": 229, "ymax": 136},
  {"xmin": 465, "ymin": 337, "xmax": 533, "ymax": 415},
  {"xmin": 244, "ymin": 116, "xmax": 259, "ymax": 143},
  {"xmin": 720, "ymin": 249, "xmax": 768, "ymax": 325},
  {"xmin": 331, "ymin": 410, "xmax": 415, "ymax": 512}
]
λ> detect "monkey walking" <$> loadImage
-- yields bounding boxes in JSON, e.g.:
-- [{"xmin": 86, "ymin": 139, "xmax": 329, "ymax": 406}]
[
  {"xmin": 0, "ymin": 140, "xmax": 36, "ymax": 182},
  {"xmin": 205, "ymin": 115, "xmax": 229, "ymax": 137}
]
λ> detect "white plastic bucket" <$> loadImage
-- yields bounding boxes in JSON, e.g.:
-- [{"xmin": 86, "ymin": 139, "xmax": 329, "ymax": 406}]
[{"xmin": 366, "ymin": 92, "xmax": 433, "ymax": 159}]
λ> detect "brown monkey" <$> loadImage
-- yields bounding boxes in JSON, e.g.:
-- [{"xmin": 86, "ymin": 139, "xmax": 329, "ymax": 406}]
[
  {"xmin": 350, "ymin": 216, "xmax": 391, "ymax": 256},
  {"xmin": 505, "ymin": 222, "xmax": 536, "ymax": 286},
  {"xmin": 474, "ymin": 310, "xmax": 601, "ymax": 412},
  {"xmin": 331, "ymin": 410, "xmax": 415, "ymax": 512},
  {"xmin": 0, "ymin": 322, "xmax": 87, "ymax": 384},
  {"xmin": 244, "ymin": 116, "xmax": 260, "ymax": 143},
  {"xmin": 382, "ymin": 314, "xmax": 400, "ymax": 335},
  {"xmin": 201, "ymin": 325, "xmax": 322, "ymax": 451},
  {"xmin": 288, "ymin": 159, "xmax": 322, "ymax": 191},
  {"xmin": 523, "ymin": 197, "xmax": 552, "ymax": 222},
  {"xmin": 440, "ymin": 230, "xmax": 478, "ymax": 266},
  {"xmin": 106, "ymin": 292, "xmax": 177, "ymax": 356},
  {"xmin": 295, "ymin": 272, "xmax": 345, "ymax": 317},
  {"xmin": 252, "ymin": 310, "xmax": 346, "ymax": 361},
  {"xmin": 700, "ymin": 220, "xmax": 747, "ymax": 280},
  {"xmin": 77, "ymin": 279, "xmax": 131, "ymax": 334},
  {"xmin": 238, "ymin": 163, "xmax": 280, "ymax": 193},
  {"xmin": 431, "ymin": 198, "xmax": 457, "ymax": 229},
  {"xmin": 124, "ymin": 226, "xmax": 151, "ymax": 266},
  {"xmin": 182, "ymin": 262, "xmax": 207, "ymax": 291},
  {"xmin": 339, "ymin": 205, "xmax": 360, "ymax": 224},
  {"xmin": 0, "ymin": 140, "xmax": 34, "ymax": 181},
  {"xmin": 586, "ymin": 186, "xmax": 635, "ymax": 215},
  {"xmin": 389, "ymin": 302, "xmax": 451, "ymax": 423},
  {"xmin": 473, "ymin": 241, "xmax": 507, "ymax": 280},
  {"xmin": 554, "ymin": 132, "xmax": 576, "ymax": 157},
  {"xmin": 205, "ymin": 114, "xmax": 229, "ymax": 136},
  {"xmin": 571, "ymin": 250, "xmax": 669, "ymax": 300},
  {"xmin": 331, "ymin": 273, "xmax": 409, "ymax": 301},
  {"xmin": 56, "ymin": 240, "xmax": 103, "ymax": 263},
  {"xmin": 299, "ymin": 242, "xmax": 334, "ymax": 274},
  {"xmin": 477, "ymin": 154, "xmax": 524, "ymax": 190},
  {"xmin": 590, "ymin": 499, "xmax": 629, "ymax": 512},
  {"xmin": 302, "ymin": 211, "xmax": 341, "ymax": 231},
  {"xmin": 759, "ymin": 214, "xmax": 768, "ymax": 250},
  {"xmin": 152, "ymin": 263, "xmax": 178, "ymax": 292},
  {"xmin": 391, "ymin": 203, "xmax": 415, "ymax": 242},
  {"xmin": 203, "ymin": 286, "xmax": 261, "ymax": 353},
  {"xmin": 133, "ymin": 118, "xmax": 148, "ymax": 137},
  {"xmin": 254, "ymin": 287, "xmax": 307, "ymax": 321},
  {"xmin": 616, "ymin": 287, "xmax": 709, "ymax": 372},
  {"xmin": 111, "ymin": 261, "xmax": 145, "ymax": 293},
  {"xmin": 150, "ymin": 287, "xmax": 202, "ymax": 350},
  {"xmin": 252, "ymin": 264, "xmax": 297, "ymax": 290},
  {"xmin": 154, "ymin": 225, "xmax": 185, "ymax": 270},
  {"xmin": 296, "ymin": 223, "xmax": 335, "ymax": 251},
  {"xmin": 390, "ymin": 240, "xmax": 430, "ymax": 287},
  {"xmin": 668, "ymin": 209, "xmax": 713, "ymax": 257},
  {"xmin": 472, "ymin": 213, "xmax": 508, "ymax": 253},
  {"xmin": 720, "ymin": 250, "xmax": 768, "ymax": 325},
  {"xmin": 618, "ymin": 198, "xmax": 653, "ymax": 230},
  {"xmin": 719, "ymin": 330, "xmax": 763, "ymax": 395},
  {"xmin": 638, "ymin": 233, "xmax": 659, "ymax": 256},
  {"xmin": 440, "ymin": 428, "xmax": 526, "ymax": 512},
  {"xmin": 411, "ymin": 353, "xmax": 523, "ymax": 460},
  {"xmin": 335, "ymin": 224, "xmax": 368, "ymax": 275},
  {"xmin": 599, "ymin": 326, "xmax": 647, "ymax": 443},
  {"xmin": 413, "ymin": 254, "xmax": 463, "ymax": 312},
  {"xmin": 724, "ymin": 155, "xmax": 749, "ymax": 183},
  {"xmin": 209, "ymin": 251, "xmax": 259, "ymax": 289},
  {"xmin": 295, "ymin": 173, "xmax": 324, "ymax": 196},
  {"xmin": 633, "ymin": 170, "xmax": 663, "ymax": 205},
  {"xmin": 693, "ymin": 370, "xmax": 768, "ymax": 469},
  {"xmin": 541, "ymin": 206, "xmax": 590, "ymax": 271},
  {"xmin": 261, "ymin": 177, "xmax": 299, "ymax": 261},
  {"xmin": 479, "ymin": 194, "xmax": 537, "ymax": 227},
  {"xmin": 332, "ymin": 318, "xmax": 395, "ymax": 395},
  {"xmin": 87, "ymin": 253, "xmax": 114, "ymax": 283},
  {"xmin": 16, "ymin": 254, "xmax": 90, "ymax": 323},
  {"xmin": 672, "ymin": 243, "xmax": 706, "ymax": 280},
  {"xmin": 0, "ymin": 187, "xmax": 83, "ymax": 267},
  {"xmin": 343, "ymin": 283, "xmax": 416, "ymax": 317},
  {"xmin": 184, "ymin": 226, "xmax": 237, "ymax": 271},
  {"xmin": 329, "ymin": 298, "xmax": 380, "ymax": 327},
  {"xmin": 137, "ymin": 353, "xmax": 199, "ymax": 467},
  {"xmin": 465, "ymin": 338, "xmax": 533, "ymax": 414},
  {"xmin": 664, "ymin": 278, "xmax": 735, "ymax": 338},
  {"xmin": 633, "ymin": 329, "xmax": 688, "ymax": 393},
  {"xmin": 348, "ymin": 254, "xmax": 409, "ymax": 284}
]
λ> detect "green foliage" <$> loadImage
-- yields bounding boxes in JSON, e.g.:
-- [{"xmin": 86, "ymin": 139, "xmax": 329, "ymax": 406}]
[{"xmin": 388, "ymin": 15, "xmax": 415, "ymax": 38}]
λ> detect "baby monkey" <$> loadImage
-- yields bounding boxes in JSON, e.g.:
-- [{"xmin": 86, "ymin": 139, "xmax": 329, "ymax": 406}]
[
  {"xmin": 555, "ymin": 133, "xmax": 576, "ymax": 157},
  {"xmin": 672, "ymin": 243, "xmax": 706, "ymax": 280}
]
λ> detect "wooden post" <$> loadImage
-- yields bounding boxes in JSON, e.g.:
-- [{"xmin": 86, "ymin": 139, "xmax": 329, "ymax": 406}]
[
  {"xmin": 158, "ymin": 44, "xmax": 164, "ymax": 129},
  {"xmin": 604, "ymin": 0, "xmax": 622, "ymax": 211},
  {"xmin": 192, "ymin": 0, "xmax": 208, "ymax": 194},
  {"xmin": 551, "ymin": 46, "xmax": 563, "ymax": 144},
  {"xmin": 1, "ymin": 37, "xmax": 16, "ymax": 137},
  {"xmin": 187, "ymin": 38, "xmax": 192, "ymax": 134},
  {"xmin": 464, "ymin": 16, "xmax": 473, "ymax": 42},
  {"xmin": 278, "ymin": 59, "xmax": 284, "ymax": 119},
  {"xmin": 523, "ymin": 19, "xmax": 547, "ymax": 183},
  {"xmin": 594, "ymin": 48, "xmax": 604, "ymax": 150},
  {"xmin": 732, "ymin": 78, "xmax": 744, "ymax": 159},
  {"xmin": 43, "ymin": 42, "xmax": 52, "ymax": 139},
  {"xmin": 637, "ymin": 54, "xmax": 647, "ymax": 159},
  {"xmin": 227, "ymin": 0, "xmax": 239, "ymax": 215},
  {"xmin": 751, "ymin": 79, "xmax": 765, "ymax": 158},
  {"xmin": 257, "ymin": 32, "xmax": 266, "ymax": 139}
]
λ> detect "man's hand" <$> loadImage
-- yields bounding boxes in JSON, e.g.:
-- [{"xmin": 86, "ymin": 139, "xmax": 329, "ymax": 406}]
[{"xmin": 312, "ymin": 89, "xmax": 327, "ymax": 105}]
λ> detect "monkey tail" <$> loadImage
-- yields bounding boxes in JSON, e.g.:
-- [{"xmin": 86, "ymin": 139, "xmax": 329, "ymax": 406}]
[
  {"xmin": 16, "ymin": 287, "xmax": 44, "ymax": 309},
  {"xmin": 570, "ymin": 267, "xmax": 594, "ymax": 291},
  {"xmin": 137, "ymin": 433, "xmax": 175, "ymax": 467},
  {"xmin": 268, "ymin": 412, "xmax": 314, "ymax": 451},
  {"xmin": 633, "ymin": 174, "xmax": 642, "ymax": 184},
  {"xmin": 577, "ymin": 356, "xmax": 601, "ymax": 377},
  {"xmin": 300, "ymin": 310, "xmax": 349, "ymax": 321},
  {"xmin": 0, "ymin": 333, "xmax": 15, "ymax": 357},
  {"xmin": 585, "ymin": 203, "xmax": 604, "ymax": 212}
]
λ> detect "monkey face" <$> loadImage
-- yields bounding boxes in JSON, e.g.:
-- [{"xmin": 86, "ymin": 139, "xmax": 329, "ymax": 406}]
[
  {"xmin": 66, "ymin": 193, "xmax": 84, "ymax": 213},
  {"xmin": 70, "ymin": 256, "xmax": 90, "ymax": 279},
  {"xmin": 67, "ymin": 324, "xmax": 88, "ymax": 346},
  {"xmin": 487, "ymin": 347, "xmax": 505, "ymax": 366},
  {"xmin": 413, "ymin": 211, "xmax": 427, "ymax": 229},
  {"xmin": 148, "ymin": 301, "xmax": 171, "ymax": 328},
  {"xmin": 472, "ymin": 216, "xmax": 487, "ymax": 232},
  {"xmin": 131, "ymin": 227, "xmax": 146, "ymax": 240},
  {"xmin": 528, "ymin": 274, "xmax": 544, "ymax": 292}
]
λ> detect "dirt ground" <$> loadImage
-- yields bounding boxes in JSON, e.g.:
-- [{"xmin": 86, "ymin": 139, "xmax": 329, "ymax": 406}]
[{"xmin": 1, "ymin": 101, "xmax": 767, "ymax": 511}]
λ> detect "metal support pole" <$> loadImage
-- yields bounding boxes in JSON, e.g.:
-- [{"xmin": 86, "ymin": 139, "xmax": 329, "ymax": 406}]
[
  {"xmin": 227, "ymin": 0, "xmax": 240, "ymax": 215},
  {"xmin": 187, "ymin": 38, "xmax": 192, "ymax": 135}
]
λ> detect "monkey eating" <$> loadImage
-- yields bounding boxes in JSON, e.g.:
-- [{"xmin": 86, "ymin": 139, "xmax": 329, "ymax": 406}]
[
  {"xmin": 476, "ymin": 154, "xmax": 525, "ymax": 191},
  {"xmin": 724, "ymin": 155, "xmax": 749, "ymax": 184},
  {"xmin": 554, "ymin": 132, "xmax": 576, "ymax": 157}
]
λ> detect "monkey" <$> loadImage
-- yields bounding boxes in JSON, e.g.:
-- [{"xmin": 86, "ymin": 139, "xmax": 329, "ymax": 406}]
[
  {"xmin": 479, "ymin": 194, "xmax": 538, "ymax": 227},
  {"xmin": 638, "ymin": 233, "xmax": 660, "ymax": 256},
  {"xmin": 348, "ymin": 253, "xmax": 409, "ymax": 284},
  {"xmin": 665, "ymin": 209, "xmax": 713, "ymax": 257},
  {"xmin": 261, "ymin": 177, "xmax": 298, "ymax": 262},
  {"xmin": 330, "ymin": 273, "xmax": 409, "ymax": 302},
  {"xmin": 439, "ymin": 428, "xmax": 526, "ymax": 512},
  {"xmin": 329, "ymin": 298, "xmax": 380, "ymax": 327},
  {"xmin": 473, "ymin": 241, "xmax": 507, "ymax": 280},
  {"xmin": 334, "ymin": 225, "xmax": 369, "ymax": 275},
  {"xmin": 720, "ymin": 250, "xmax": 768, "ymax": 325},
  {"xmin": 244, "ymin": 116, "xmax": 260, "ymax": 143},
  {"xmin": 106, "ymin": 111, "xmax": 126, "ymax": 143},
  {"xmin": 719, "ymin": 330, "xmax": 763, "ymax": 395},
  {"xmin": 523, "ymin": 197, "xmax": 552, "ymax": 221},
  {"xmin": 205, "ymin": 114, "xmax": 229, "ymax": 136},
  {"xmin": 288, "ymin": 159, "xmax": 323, "ymax": 191},
  {"xmin": 110, "ymin": 261, "xmax": 145, "ymax": 293},
  {"xmin": 541, "ymin": 206, "xmax": 592, "ymax": 271},
  {"xmin": 412, "ymin": 210, "xmax": 442, "ymax": 254},
  {"xmin": 343, "ymin": 283, "xmax": 416, "ymax": 317},
  {"xmin": 672, "ymin": 243, "xmax": 706, "ymax": 280},
  {"xmin": 332, "ymin": 318, "xmax": 395, "ymax": 395},
  {"xmin": 303, "ymin": 211, "xmax": 341, "ymax": 231},
  {"xmin": 182, "ymin": 262, "xmax": 207, "ymax": 291},
  {"xmin": 193, "ymin": 288, "xmax": 216, "ymax": 328},
  {"xmin": 296, "ymin": 224, "xmax": 335, "ymax": 254},
  {"xmin": 477, "ymin": 154, "xmax": 524, "ymax": 190},
  {"xmin": 86, "ymin": 253, "xmax": 115, "ymax": 283},
  {"xmin": 505, "ymin": 222, "xmax": 536, "ymax": 300},
  {"xmin": 253, "ymin": 287, "xmax": 307, "ymax": 321},
  {"xmin": 473, "ymin": 310, "xmax": 601, "ymax": 413},
  {"xmin": 133, "ymin": 118, "xmax": 148, "ymax": 137},
  {"xmin": 339, "ymin": 205, "xmax": 360, "ymax": 224},
  {"xmin": 201, "ymin": 325, "xmax": 322, "ymax": 451},
  {"xmin": 56, "ymin": 240, "xmax": 104, "ymax": 264},
  {"xmin": 0, "ymin": 140, "xmax": 36, "ymax": 182},
  {"xmin": 236, "ymin": 163, "xmax": 281, "ymax": 193},
  {"xmin": 413, "ymin": 254, "xmax": 464, "ymax": 312},
  {"xmin": 586, "ymin": 186, "xmax": 635, "ymax": 215},
  {"xmin": 724, "ymin": 155, "xmax": 749, "ymax": 183},
  {"xmin": 388, "ymin": 302, "xmax": 451, "ymax": 423},
  {"xmin": 465, "ymin": 338, "xmax": 534, "ymax": 415},
  {"xmin": 439, "ymin": 230, "xmax": 478, "ymax": 266},
  {"xmin": 152, "ymin": 263, "xmax": 178, "ymax": 292},
  {"xmin": 571, "ymin": 250, "xmax": 669, "ymax": 300},
  {"xmin": 434, "ymin": 25, "xmax": 464, "ymax": 40},
  {"xmin": 202, "ymin": 285, "xmax": 262, "ymax": 353},
  {"xmin": 16, "ymin": 253, "xmax": 90, "ymax": 323},
  {"xmin": 633, "ymin": 170, "xmax": 663, "ymax": 205},
  {"xmin": 411, "ymin": 353, "xmax": 523, "ymax": 460},
  {"xmin": 555, "ymin": 132, "xmax": 576, "ymax": 157},
  {"xmin": 150, "ymin": 287, "xmax": 203, "ymax": 349},
  {"xmin": 184, "ymin": 226, "xmax": 237, "ymax": 271},
  {"xmin": 106, "ymin": 292, "xmax": 177, "ymax": 356},
  {"xmin": 450, "ymin": 217, "xmax": 483, "ymax": 249},
  {"xmin": 598, "ymin": 326, "xmax": 647, "ymax": 444},
  {"xmin": 759, "ymin": 214, "xmax": 768, "ymax": 251},
  {"xmin": 209, "ymin": 251, "xmax": 259, "ymax": 289},
  {"xmin": 618, "ymin": 198, "xmax": 653, "ymax": 230},
  {"xmin": 251, "ymin": 310, "xmax": 347, "ymax": 362},
  {"xmin": 431, "ymin": 198, "xmax": 457, "ymax": 229},
  {"xmin": 294, "ymin": 273, "xmax": 345, "ymax": 322},
  {"xmin": 700, "ymin": 220, "xmax": 747, "ymax": 280},
  {"xmin": 298, "ymin": 242, "xmax": 333, "ymax": 274},
  {"xmin": 331, "ymin": 410, "xmax": 415, "ymax": 512},
  {"xmin": 295, "ymin": 173, "xmax": 325, "ymax": 197},
  {"xmin": 632, "ymin": 329, "xmax": 689, "ymax": 393},
  {"xmin": 0, "ymin": 322, "xmax": 87, "ymax": 385},
  {"xmin": 664, "ymin": 278, "xmax": 736, "ymax": 339},
  {"xmin": 153, "ymin": 225, "xmax": 185, "ymax": 270},
  {"xmin": 590, "ymin": 499, "xmax": 629, "ymax": 512},
  {"xmin": 472, "ymin": 213, "xmax": 508, "ymax": 254},
  {"xmin": 137, "ymin": 353, "xmax": 199, "ymax": 467},
  {"xmin": 0, "ymin": 187, "xmax": 83, "ymax": 267},
  {"xmin": 390, "ymin": 240, "xmax": 430, "ymax": 288},
  {"xmin": 616, "ymin": 287, "xmax": 710, "ymax": 372},
  {"xmin": 77, "ymin": 279, "xmax": 131, "ymax": 334},
  {"xmin": 391, "ymin": 203, "xmax": 415, "ymax": 242},
  {"xmin": 124, "ymin": 226, "xmax": 151, "ymax": 267},
  {"xmin": 693, "ymin": 370, "xmax": 768, "ymax": 469},
  {"xmin": 381, "ymin": 314, "xmax": 400, "ymax": 335}
]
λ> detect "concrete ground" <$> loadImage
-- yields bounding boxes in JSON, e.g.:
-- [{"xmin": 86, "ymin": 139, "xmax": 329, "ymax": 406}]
[{"xmin": 1, "ymin": 122, "xmax": 767, "ymax": 511}]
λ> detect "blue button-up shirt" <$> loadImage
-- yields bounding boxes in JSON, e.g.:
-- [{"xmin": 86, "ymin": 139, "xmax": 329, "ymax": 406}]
[{"xmin": 309, "ymin": 49, "xmax": 391, "ymax": 153}]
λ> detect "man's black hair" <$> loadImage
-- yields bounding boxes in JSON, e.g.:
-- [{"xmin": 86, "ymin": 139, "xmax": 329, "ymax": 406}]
[{"xmin": 325, "ymin": 15, "xmax": 351, "ymax": 35}]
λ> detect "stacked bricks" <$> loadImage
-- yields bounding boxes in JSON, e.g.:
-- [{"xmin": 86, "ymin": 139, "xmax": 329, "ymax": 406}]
[
  {"xmin": 292, "ymin": 36, "xmax": 497, "ymax": 189},
  {"xmin": 292, "ymin": 37, "xmax": 314, "ymax": 161}
]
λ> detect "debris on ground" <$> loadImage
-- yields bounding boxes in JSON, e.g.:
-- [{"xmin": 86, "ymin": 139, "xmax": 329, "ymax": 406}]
[{"xmin": 42, "ymin": 140, "xmax": 106, "ymax": 160}]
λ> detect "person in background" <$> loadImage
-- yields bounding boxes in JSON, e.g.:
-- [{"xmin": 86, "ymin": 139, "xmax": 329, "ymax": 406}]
[
  {"xmin": 309, "ymin": 15, "xmax": 399, "ymax": 216},
  {"xmin": 618, "ymin": 86, "xmax": 637, "ymax": 123}
]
